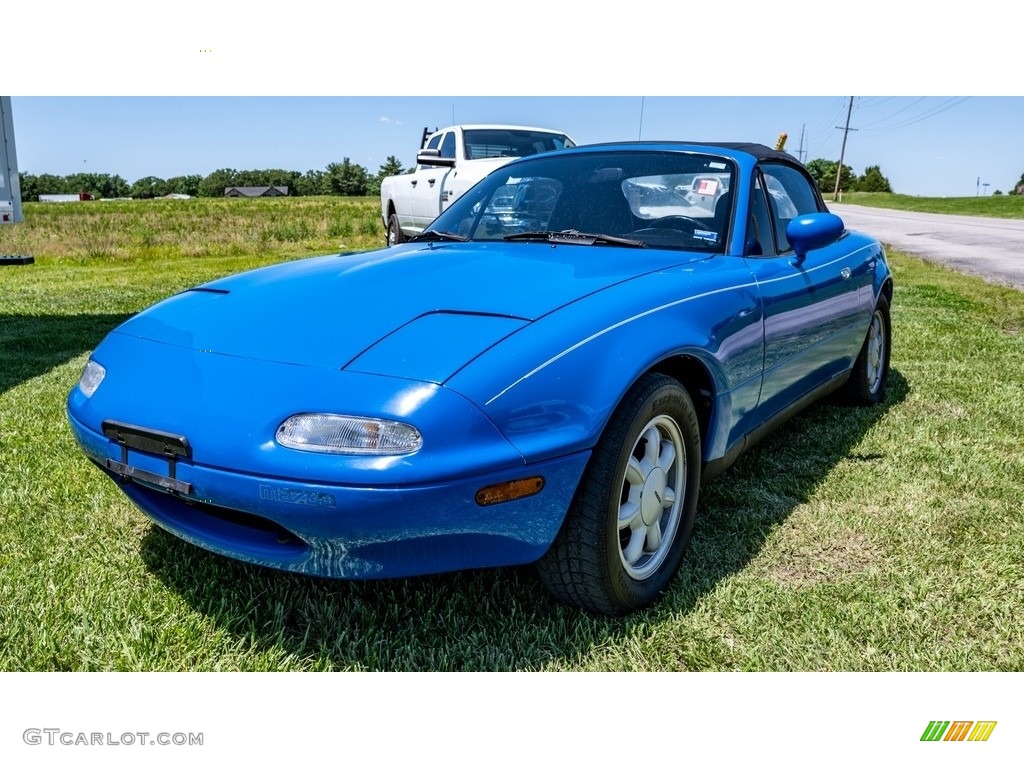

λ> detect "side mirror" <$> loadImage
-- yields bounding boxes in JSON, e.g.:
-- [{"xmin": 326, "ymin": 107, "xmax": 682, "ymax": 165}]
[
  {"xmin": 786, "ymin": 212, "xmax": 845, "ymax": 258},
  {"xmin": 416, "ymin": 149, "xmax": 456, "ymax": 168}
]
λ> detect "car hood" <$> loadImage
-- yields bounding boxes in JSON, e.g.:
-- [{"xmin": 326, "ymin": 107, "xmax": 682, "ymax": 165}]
[{"xmin": 113, "ymin": 242, "xmax": 707, "ymax": 380}]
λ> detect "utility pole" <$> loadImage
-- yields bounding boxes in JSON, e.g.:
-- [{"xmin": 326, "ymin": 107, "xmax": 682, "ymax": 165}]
[
  {"xmin": 832, "ymin": 97, "xmax": 857, "ymax": 202},
  {"xmin": 797, "ymin": 123, "xmax": 806, "ymax": 164},
  {"xmin": 1, "ymin": 95, "xmax": 32, "ymax": 265},
  {"xmin": 1, "ymin": 96, "xmax": 23, "ymax": 224}
]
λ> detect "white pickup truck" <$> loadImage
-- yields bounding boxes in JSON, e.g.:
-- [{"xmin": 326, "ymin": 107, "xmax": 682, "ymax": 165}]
[{"xmin": 379, "ymin": 124, "xmax": 576, "ymax": 245}]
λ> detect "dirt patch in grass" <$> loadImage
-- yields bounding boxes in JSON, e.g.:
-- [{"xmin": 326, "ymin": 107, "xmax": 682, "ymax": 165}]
[
  {"xmin": 765, "ymin": 531, "xmax": 882, "ymax": 588},
  {"xmin": 914, "ymin": 400, "xmax": 969, "ymax": 420}
]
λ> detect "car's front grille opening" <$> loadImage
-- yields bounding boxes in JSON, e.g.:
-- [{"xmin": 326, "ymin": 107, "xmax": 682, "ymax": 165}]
[
  {"xmin": 189, "ymin": 500, "xmax": 307, "ymax": 552},
  {"xmin": 122, "ymin": 479, "xmax": 310, "ymax": 559}
]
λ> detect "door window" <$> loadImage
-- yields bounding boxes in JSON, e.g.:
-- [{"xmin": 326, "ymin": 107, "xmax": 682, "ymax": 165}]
[
  {"xmin": 747, "ymin": 175, "xmax": 776, "ymax": 257},
  {"xmin": 440, "ymin": 132, "xmax": 456, "ymax": 159},
  {"xmin": 760, "ymin": 164, "xmax": 821, "ymax": 253}
]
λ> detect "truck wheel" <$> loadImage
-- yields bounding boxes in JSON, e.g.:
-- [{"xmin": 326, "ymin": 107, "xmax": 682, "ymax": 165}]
[{"xmin": 387, "ymin": 214, "xmax": 405, "ymax": 246}]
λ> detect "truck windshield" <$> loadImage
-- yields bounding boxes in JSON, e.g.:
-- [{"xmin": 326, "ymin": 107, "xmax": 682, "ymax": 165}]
[{"xmin": 463, "ymin": 129, "xmax": 575, "ymax": 160}]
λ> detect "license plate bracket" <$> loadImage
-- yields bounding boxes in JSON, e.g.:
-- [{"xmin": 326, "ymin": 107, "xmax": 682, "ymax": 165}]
[{"xmin": 101, "ymin": 420, "xmax": 193, "ymax": 496}]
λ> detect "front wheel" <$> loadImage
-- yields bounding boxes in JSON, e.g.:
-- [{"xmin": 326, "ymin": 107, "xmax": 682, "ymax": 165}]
[
  {"xmin": 386, "ymin": 213, "xmax": 405, "ymax": 246},
  {"xmin": 537, "ymin": 374, "xmax": 701, "ymax": 615}
]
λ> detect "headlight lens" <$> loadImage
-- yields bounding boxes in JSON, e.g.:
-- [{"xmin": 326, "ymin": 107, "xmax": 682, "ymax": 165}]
[
  {"xmin": 78, "ymin": 359, "xmax": 106, "ymax": 397},
  {"xmin": 276, "ymin": 414, "xmax": 422, "ymax": 455}
]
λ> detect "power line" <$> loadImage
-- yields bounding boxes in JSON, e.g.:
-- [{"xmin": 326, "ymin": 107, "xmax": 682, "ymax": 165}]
[
  {"xmin": 857, "ymin": 96, "xmax": 897, "ymax": 108},
  {"xmin": 802, "ymin": 98, "xmax": 849, "ymax": 159},
  {"xmin": 806, "ymin": 98, "xmax": 848, "ymax": 144},
  {"xmin": 856, "ymin": 96, "xmax": 928, "ymax": 128},
  {"xmin": 861, "ymin": 97, "xmax": 971, "ymax": 134}
]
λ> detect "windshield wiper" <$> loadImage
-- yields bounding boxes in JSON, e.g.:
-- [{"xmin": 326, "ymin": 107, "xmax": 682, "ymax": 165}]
[
  {"xmin": 503, "ymin": 230, "xmax": 645, "ymax": 248},
  {"xmin": 409, "ymin": 229, "xmax": 469, "ymax": 243}
]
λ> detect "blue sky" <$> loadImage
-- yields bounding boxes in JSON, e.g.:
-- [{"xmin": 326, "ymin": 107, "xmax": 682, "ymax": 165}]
[
  {"xmin": 8, "ymin": 96, "xmax": 1021, "ymax": 196},
  {"xmin": 6, "ymin": 2, "xmax": 1022, "ymax": 197}
]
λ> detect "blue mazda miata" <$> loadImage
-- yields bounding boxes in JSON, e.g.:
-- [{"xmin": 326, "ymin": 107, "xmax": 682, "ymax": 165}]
[{"xmin": 67, "ymin": 142, "xmax": 892, "ymax": 615}]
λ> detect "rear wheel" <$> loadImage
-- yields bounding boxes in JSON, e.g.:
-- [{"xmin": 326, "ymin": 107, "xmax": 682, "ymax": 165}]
[
  {"xmin": 537, "ymin": 374, "xmax": 701, "ymax": 615},
  {"xmin": 387, "ymin": 213, "xmax": 405, "ymax": 246},
  {"xmin": 842, "ymin": 294, "xmax": 891, "ymax": 405}
]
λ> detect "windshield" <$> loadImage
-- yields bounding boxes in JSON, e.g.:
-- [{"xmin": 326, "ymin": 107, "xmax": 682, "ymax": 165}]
[
  {"xmin": 430, "ymin": 150, "xmax": 736, "ymax": 252},
  {"xmin": 462, "ymin": 129, "xmax": 575, "ymax": 159}
]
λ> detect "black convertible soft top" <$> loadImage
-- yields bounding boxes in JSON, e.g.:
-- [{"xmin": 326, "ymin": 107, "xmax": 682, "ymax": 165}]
[
  {"xmin": 695, "ymin": 142, "xmax": 799, "ymax": 163},
  {"xmin": 582, "ymin": 140, "xmax": 802, "ymax": 165}
]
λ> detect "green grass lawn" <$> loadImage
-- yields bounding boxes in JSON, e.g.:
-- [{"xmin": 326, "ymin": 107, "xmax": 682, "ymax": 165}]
[
  {"xmin": 837, "ymin": 191, "xmax": 1024, "ymax": 219},
  {"xmin": 2, "ymin": 199, "xmax": 1022, "ymax": 670}
]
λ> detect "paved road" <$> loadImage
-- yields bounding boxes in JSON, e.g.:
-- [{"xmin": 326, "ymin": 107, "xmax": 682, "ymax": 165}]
[{"xmin": 829, "ymin": 203, "xmax": 1024, "ymax": 291}]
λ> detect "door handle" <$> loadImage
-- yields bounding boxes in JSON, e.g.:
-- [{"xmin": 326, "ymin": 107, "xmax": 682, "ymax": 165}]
[{"xmin": 840, "ymin": 267, "xmax": 852, "ymax": 280}]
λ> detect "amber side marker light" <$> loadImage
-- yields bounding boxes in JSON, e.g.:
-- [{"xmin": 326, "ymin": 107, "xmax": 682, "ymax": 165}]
[{"xmin": 475, "ymin": 477, "xmax": 545, "ymax": 506}]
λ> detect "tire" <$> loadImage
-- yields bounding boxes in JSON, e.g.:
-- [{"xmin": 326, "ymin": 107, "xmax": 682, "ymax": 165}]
[
  {"xmin": 537, "ymin": 373, "xmax": 701, "ymax": 616},
  {"xmin": 841, "ymin": 294, "xmax": 891, "ymax": 406},
  {"xmin": 386, "ymin": 213, "xmax": 405, "ymax": 246}
]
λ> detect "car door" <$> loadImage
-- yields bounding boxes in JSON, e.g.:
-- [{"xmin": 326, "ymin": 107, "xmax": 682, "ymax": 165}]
[
  {"xmin": 743, "ymin": 162, "xmax": 872, "ymax": 417},
  {"xmin": 410, "ymin": 130, "xmax": 457, "ymax": 230},
  {"xmin": 393, "ymin": 132, "xmax": 441, "ymax": 235}
]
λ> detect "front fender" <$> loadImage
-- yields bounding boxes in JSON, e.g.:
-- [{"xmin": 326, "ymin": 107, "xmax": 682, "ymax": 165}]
[{"xmin": 446, "ymin": 257, "xmax": 765, "ymax": 464}]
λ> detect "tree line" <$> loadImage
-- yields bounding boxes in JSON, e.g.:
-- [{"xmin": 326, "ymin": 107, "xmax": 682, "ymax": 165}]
[
  {"xmin": 804, "ymin": 160, "xmax": 893, "ymax": 194},
  {"xmin": 806, "ymin": 161, "xmax": 1024, "ymax": 196},
  {"xmin": 19, "ymin": 155, "xmax": 918, "ymax": 201},
  {"xmin": 18, "ymin": 157, "xmax": 407, "ymax": 201},
  {"xmin": 1009, "ymin": 171, "xmax": 1024, "ymax": 195}
]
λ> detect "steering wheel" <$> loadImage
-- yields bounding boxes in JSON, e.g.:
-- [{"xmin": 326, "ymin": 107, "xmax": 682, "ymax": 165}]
[
  {"xmin": 648, "ymin": 216, "xmax": 703, "ymax": 233},
  {"xmin": 628, "ymin": 227, "xmax": 701, "ymax": 248}
]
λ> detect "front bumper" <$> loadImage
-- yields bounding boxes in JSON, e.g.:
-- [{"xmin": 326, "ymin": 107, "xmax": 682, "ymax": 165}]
[{"xmin": 68, "ymin": 409, "xmax": 589, "ymax": 578}]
